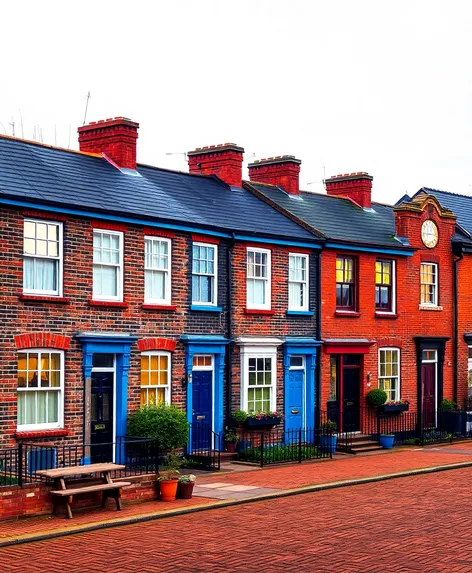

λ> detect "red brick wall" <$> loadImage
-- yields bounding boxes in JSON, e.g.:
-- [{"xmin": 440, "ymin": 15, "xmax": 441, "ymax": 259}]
[
  {"xmin": 456, "ymin": 253, "xmax": 472, "ymax": 406},
  {"xmin": 320, "ymin": 202, "xmax": 456, "ymax": 412}
]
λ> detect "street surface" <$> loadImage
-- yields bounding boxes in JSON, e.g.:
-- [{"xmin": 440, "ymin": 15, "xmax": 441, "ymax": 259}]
[{"xmin": 2, "ymin": 466, "xmax": 472, "ymax": 572}]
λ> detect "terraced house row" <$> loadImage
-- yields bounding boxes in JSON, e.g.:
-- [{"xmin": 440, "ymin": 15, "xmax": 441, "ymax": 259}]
[{"xmin": 1, "ymin": 115, "xmax": 472, "ymax": 457}]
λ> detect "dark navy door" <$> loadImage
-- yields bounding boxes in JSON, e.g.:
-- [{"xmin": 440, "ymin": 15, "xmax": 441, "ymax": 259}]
[
  {"xmin": 91, "ymin": 371, "xmax": 114, "ymax": 462},
  {"xmin": 192, "ymin": 369, "xmax": 212, "ymax": 450}
]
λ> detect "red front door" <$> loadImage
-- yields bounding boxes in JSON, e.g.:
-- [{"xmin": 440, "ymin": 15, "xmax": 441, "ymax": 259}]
[{"xmin": 422, "ymin": 362, "xmax": 436, "ymax": 428}]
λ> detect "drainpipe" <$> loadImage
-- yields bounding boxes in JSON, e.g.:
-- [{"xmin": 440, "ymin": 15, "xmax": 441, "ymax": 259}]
[
  {"xmin": 225, "ymin": 232, "xmax": 236, "ymax": 426},
  {"xmin": 453, "ymin": 246, "xmax": 463, "ymax": 405},
  {"xmin": 315, "ymin": 251, "xmax": 322, "ymax": 428}
]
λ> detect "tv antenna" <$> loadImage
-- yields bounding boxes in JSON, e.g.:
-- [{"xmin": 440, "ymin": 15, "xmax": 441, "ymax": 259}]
[
  {"xmin": 9, "ymin": 118, "xmax": 15, "ymax": 137},
  {"xmin": 165, "ymin": 151, "xmax": 188, "ymax": 160},
  {"xmin": 83, "ymin": 91, "xmax": 91, "ymax": 126}
]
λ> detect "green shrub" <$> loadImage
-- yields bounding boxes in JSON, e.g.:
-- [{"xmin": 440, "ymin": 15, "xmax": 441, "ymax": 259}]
[
  {"xmin": 440, "ymin": 399, "xmax": 457, "ymax": 411},
  {"xmin": 320, "ymin": 420, "xmax": 337, "ymax": 432},
  {"xmin": 127, "ymin": 404, "xmax": 189, "ymax": 450},
  {"xmin": 366, "ymin": 388, "xmax": 388, "ymax": 407},
  {"xmin": 232, "ymin": 409, "xmax": 248, "ymax": 423}
]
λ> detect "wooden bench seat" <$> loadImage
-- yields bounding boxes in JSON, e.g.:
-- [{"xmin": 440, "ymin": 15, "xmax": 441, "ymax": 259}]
[{"xmin": 50, "ymin": 481, "xmax": 131, "ymax": 496}]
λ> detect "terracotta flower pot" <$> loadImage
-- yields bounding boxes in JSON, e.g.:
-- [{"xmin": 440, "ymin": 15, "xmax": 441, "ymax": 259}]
[
  {"xmin": 177, "ymin": 481, "xmax": 195, "ymax": 499},
  {"xmin": 225, "ymin": 441, "xmax": 237, "ymax": 453},
  {"xmin": 159, "ymin": 479, "xmax": 179, "ymax": 501}
]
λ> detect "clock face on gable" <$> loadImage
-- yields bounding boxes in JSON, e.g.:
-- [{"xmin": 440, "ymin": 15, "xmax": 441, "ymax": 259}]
[{"xmin": 421, "ymin": 220, "xmax": 439, "ymax": 248}]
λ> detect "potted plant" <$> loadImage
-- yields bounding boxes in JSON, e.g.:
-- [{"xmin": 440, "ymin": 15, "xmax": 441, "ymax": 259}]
[
  {"xmin": 158, "ymin": 452, "xmax": 183, "ymax": 501},
  {"xmin": 379, "ymin": 399, "xmax": 410, "ymax": 414},
  {"xmin": 177, "ymin": 474, "xmax": 197, "ymax": 499},
  {"xmin": 379, "ymin": 434, "xmax": 395, "ymax": 449},
  {"xmin": 439, "ymin": 399, "xmax": 463, "ymax": 434},
  {"xmin": 224, "ymin": 429, "xmax": 238, "ymax": 453},
  {"xmin": 319, "ymin": 420, "xmax": 338, "ymax": 452},
  {"xmin": 244, "ymin": 411, "xmax": 283, "ymax": 428},
  {"xmin": 366, "ymin": 388, "xmax": 388, "ymax": 408}
]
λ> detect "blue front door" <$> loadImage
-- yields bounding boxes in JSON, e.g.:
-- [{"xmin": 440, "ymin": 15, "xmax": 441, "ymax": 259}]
[
  {"xmin": 192, "ymin": 369, "xmax": 212, "ymax": 449},
  {"xmin": 286, "ymin": 361, "xmax": 305, "ymax": 433}
]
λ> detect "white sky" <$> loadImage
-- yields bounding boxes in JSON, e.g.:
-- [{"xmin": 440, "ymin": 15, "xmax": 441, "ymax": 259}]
[{"xmin": 2, "ymin": 0, "xmax": 472, "ymax": 204}]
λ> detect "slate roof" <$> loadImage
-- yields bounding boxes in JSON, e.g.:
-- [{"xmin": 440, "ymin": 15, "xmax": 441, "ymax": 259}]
[
  {"xmin": 0, "ymin": 136, "xmax": 319, "ymax": 243},
  {"xmin": 248, "ymin": 182, "xmax": 409, "ymax": 250},
  {"xmin": 417, "ymin": 187, "xmax": 472, "ymax": 241}
]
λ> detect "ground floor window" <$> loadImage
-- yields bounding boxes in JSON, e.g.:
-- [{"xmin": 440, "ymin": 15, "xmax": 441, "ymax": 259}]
[
  {"xmin": 17, "ymin": 349, "xmax": 63, "ymax": 429},
  {"xmin": 378, "ymin": 348, "xmax": 400, "ymax": 401},
  {"xmin": 140, "ymin": 352, "xmax": 171, "ymax": 406}
]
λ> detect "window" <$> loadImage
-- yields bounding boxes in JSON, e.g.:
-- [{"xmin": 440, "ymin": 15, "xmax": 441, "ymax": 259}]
[
  {"xmin": 93, "ymin": 230, "xmax": 123, "ymax": 301},
  {"xmin": 140, "ymin": 352, "xmax": 170, "ymax": 406},
  {"xmin": 192, "ymin": 243, "xmax": 217, "ymax": 305},
  {"xmin": 247, "ymin": 248, "xmax": 271, "ymax": 310},
  {"xmin": 23, "ymin": 219, "xmax": 62, "ymax": 296},
  {"xmin": 378, "ymin": 348, "xmax": 400, "ymax": 402},
  {"xmin": 336, "ymin": 256, "xmax": 355, "ymax": 310},
  {"xmin": 144, "ymin": 237, "xmax": 171, "ymax": 304},
  {"xmin": 288, "ymin": 254, "xmax": 309, "ymax": 311},
  {"xmin": 376, "ymin": 259, "xmax": 394, "ymax": 312},
  {"xmin": 17, "ymin": 350, "xmax": 63, "ymax": 429},
  {"xmin": 468, "ymin": 347, "xmax": 472, "ymax": 398},
  {"xmin": 420, "ymin": 263, "xmax": 438, "ymax": 306},
  {"xmin": 247, "ymin": 357, "xmax": 274, "ymax": 412}
]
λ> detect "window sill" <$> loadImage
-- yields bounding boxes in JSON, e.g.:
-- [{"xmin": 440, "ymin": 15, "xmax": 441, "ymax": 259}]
[
  {"xmin": 419, "ymin": 305, "xmax": 443, "ymax": 311},
  {"xmin": 375, "ymin": 312, "xmax": 398, "ymax": 319},
  {"xmin": 286, "ymin": 310, "xmax": 314, "ymax": 316},
  {"xmin": 15, "ymin": 429, "xmax": 70, "ymax": 439},
  {"xmin": 89, "ymin": 300, "xmax": 129, "ymax": 308},
  {"xmin": 19, "ymin": 294, "xmax": 70, "ymax": 303},
  {"xmin": 245, "ymin": 309, "xmax": 275, "ymax": 315},
  {"xmin": 335, "ymin": 311, "xmax": 361, "ymax": 318},
  {"xmin": 142, "ymin": 304, "xmax": 177, "ymax": 311},
  {"xmin": 190, "ymin": 305, "xmax": 222, "ymax": 312}
]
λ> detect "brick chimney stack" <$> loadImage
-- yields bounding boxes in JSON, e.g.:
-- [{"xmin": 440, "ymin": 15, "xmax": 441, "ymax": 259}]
[
  {"xmin": 78, "ymin": 117, "xmax": 139, "ymax": 170},
  {"xmin": 325, "ymin": 172, "xmax": 373, "ymax": 209},
  {"xmin": 188, "ymin": 143, "xmax": 244, "ymax": 187},
  {"xmin": 248, "ymin": 156, "xmax": 301, "ymax": 196}
]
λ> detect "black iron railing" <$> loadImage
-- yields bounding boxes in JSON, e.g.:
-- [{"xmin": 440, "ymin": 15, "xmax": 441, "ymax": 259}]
[
  {"xmin": 186, "ymin": 423, "xmax": 221, "ymax": 471},
  {"xmin": 0, "ymin": 447, "xmax": 19, "ymax": 486},
  {"xmin": 237, "ymin": 427, "xmax": 333, "ymax": 467}
]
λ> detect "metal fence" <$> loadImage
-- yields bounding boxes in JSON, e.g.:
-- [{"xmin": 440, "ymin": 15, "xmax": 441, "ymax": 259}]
[
  {"xmin": 186, "ymin": 423, "xmax": 221, "ymax": 471},
  {"xmin": 237, "ymin": 427, "xmax": 333, "ymax": 467},
  {"xmin": 0, "ymin": 437, "xmax": 160, "ymax": 488}
]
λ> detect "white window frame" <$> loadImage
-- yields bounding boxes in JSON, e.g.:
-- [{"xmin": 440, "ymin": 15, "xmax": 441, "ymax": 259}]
[
  {"xmin": 288, "ymin": 253, "xmax": 309, "ymax": 311},
  {"xmin": 23, "ymin": 219, "xmax": 63, "ymax": 297},
  {"xmin": 378, "ymin": 347, "xmax": 400, "ymax": 402},
  {"xmin": 140, "ymin": 351, "xmax": 171, "ymax": 406},
  {"xmin": 375, "ymin": 259, "xmax": 396, "ymax": 314},
  {"xmin": 192, "ymin": 242, "xmax": 218, "ymax": 306},
  {"xmin": 17, "ymin": 348, "xmax": 64, "ymax": 431},
  {"xmin": 420, "ymin": 262, "xmax": 438, "ymax": 307},
  {"xmin": 240, "ymin": 344, "xmax": 278, "ymax": 413},
  {"xmin": 92, "ymin": 229, "xmax": 124, "ymax": 302},
  {"xmin": 246, "ymin": 247, "xmax": 271, "ymax": 310},
  {"xmin": 144, "ymin": 236, "xmax": 171, "ymax": 305}
]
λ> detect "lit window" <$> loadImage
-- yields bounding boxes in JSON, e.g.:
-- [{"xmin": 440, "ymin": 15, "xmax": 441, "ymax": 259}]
[
  {"xmin": 376, "ymin": 259, "xmax": 395, "ymax": 312},
  {"xmin": 17, "ymin": 350, "xmax": 63, "ymax": 429},
  {"xmin": 247, "ymin": 248, "xmax": 271, "ymax": 310},
  {"xmin": 144, "ymin": 237, "xmax": 171, "ymax": 304},
  {"xmin": 192, "ymin": 243, "xmax": 217, "ymax": 305},
  {"xmin": 23, "ymin": 219, "xmax": 62, "ymax": 296},
  {"xmin": 420, "ymin": 263, "xmax": 438, "ymax": 306},
  {"xmin": 140, "ymin": 353, "xmax": 170, "ymax": 406},
  {"xmin": 336, "ymin": 256, "xmax": 355, "ymax": 310},
  {"xmin": 378, "ymin": 348, "xmax": 400, "ymax": 402},
  {"xmin": 288, "ymin": 254, "xmax": 309, "ymax": 311},
  {"xmin": 93, "ymin": 230, "xmax": 123, "ymax": 301}
]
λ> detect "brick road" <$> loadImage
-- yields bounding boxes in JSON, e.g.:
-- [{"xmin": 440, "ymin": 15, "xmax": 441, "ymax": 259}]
[{"xmin": 2, "ymin": 466, "xmax": 472, "ymax": 573}]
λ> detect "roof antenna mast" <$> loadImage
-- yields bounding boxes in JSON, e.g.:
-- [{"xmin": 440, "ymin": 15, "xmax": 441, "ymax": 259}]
[{"xmin": 83, "ymin": 91, "xmax": 91, "ymax": 126}]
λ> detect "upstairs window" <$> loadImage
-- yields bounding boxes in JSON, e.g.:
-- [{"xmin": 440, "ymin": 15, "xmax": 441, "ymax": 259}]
[
  {"xmin": 336, "ymin": 256, "xmax": 355, "ymax": 310},
  {"xmin": 144, "ymin": 237, "xmax": 171, "ymax": 305},
  {"xmin": 376, "ymin": 259, "xmax": 394, "ymax": 312},
  {"xmin": 93, "ymin": 230, "xmax": 123, "ymax": 301},
  {"xmin": 23, "ymin": 219, "xmax": 62, "ymax": 296},
  {"xmin": 247, "ymin": 248, "xmax": 271, "ymax": 310},
  {"xmin": 420, "ymin": 262, "xmax": 438, "ymax": 306},
  {"xmin": 17, "ymin": 350, "xmax": 63, "ymax": 430},
  {"xmin": 288, "ymin": 254, "xmax": 309, "ymax": 311},
  {"xmin": 378, "ymin": 348, "xmax": 400, "ymax": 402},
  {"xmin": 192, "ymin": 243, "xmax": 217, "ymax": 305},
  {"xmin": 140, "ymin": 352, "xmax": 171, "ymax": 406}
]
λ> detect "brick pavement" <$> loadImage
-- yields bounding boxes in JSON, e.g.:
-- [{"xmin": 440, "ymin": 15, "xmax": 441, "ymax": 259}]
[
  {"xmin": 1, "ymin": 443, "xmax": 472, "ymax": 546},
  {"xmin": 2, "ymin": 466, "xmax": 472, "ymax": 572}
]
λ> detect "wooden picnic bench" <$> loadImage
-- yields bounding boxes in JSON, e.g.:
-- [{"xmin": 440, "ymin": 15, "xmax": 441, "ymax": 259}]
[{"xmin": 36, "ymin": 463, "xmax": 131, "ymax": 519}]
